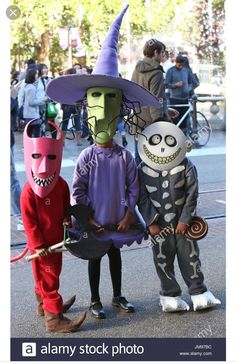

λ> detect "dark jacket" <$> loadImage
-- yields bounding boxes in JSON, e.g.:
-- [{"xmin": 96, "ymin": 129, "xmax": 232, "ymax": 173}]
[
  {"xmin": 138, "ymin": 158, "xmax": 198, "ymax": 228},
  {"xmin": 131, "ymin": 57, "xmax": 167, "ymax": 131}
]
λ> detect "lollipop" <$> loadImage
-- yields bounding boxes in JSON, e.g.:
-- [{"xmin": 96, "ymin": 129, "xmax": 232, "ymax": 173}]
[{"xmin": 186, "ymin": 216, "xmax": 208, "ymax": 241}]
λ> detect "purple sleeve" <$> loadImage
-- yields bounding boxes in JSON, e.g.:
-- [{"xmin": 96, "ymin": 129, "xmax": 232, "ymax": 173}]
[
  {"xmin": 125, "ymin": 151, "xmax": 139, "ymax": 212},
  {"xmin": 72, "ymin": 150, "xmax": 91, "ymax": 206}
]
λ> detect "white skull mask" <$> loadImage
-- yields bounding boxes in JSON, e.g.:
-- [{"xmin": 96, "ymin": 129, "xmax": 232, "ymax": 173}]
[{"xmin": 137, "ymin": 122, "xmax": 187, "ymax": 171}]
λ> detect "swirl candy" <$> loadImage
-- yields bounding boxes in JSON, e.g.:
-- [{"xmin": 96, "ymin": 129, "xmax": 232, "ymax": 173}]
[{"xmin": 185, "ymin": 216, "xmax": 208, "ymax": 241}]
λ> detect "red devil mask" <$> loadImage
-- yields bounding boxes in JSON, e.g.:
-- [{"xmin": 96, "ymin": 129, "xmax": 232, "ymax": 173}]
[{"xmin": 23, "ymin": 121, "xmax": 63, "ymax": 198}]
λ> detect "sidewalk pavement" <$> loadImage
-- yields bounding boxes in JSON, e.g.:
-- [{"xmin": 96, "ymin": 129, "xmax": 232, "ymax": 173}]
[{"xmin": 12, "ymin": 127, "xmax": 226, "ymax": 167}]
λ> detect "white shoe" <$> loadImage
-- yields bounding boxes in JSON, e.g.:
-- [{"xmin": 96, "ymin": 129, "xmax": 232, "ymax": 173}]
[
  {"xmin": 160, "ymin": 295, "xmax": 190, "ymax": 312},
  {"xmin": 191, "ymin": 291, "xmax": 221, "ymax": 311}
]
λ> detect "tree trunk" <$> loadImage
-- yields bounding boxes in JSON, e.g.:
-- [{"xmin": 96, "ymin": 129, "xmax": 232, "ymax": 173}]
[{"xmin": 36, "ymin": 30, "xmax": 50, "ymax": 66}]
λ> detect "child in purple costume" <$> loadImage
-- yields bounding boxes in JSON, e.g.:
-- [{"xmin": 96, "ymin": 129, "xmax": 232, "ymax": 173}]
[
  {"xmin": 72, "ymin": 137, "xmax": 138, "ymax": 318},
  {"xmin": 46, "ymin": 5, "xmax": 160, "ymax": 320}
]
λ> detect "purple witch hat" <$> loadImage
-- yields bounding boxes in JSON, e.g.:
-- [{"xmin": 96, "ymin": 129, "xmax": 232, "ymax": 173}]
[
  {"xmin": 92, "ymin": 5, "xmax": 127, "ymax": 77},
  {"xmin": 46, "ymin": 5, "xmax": 160, "ymax": 108}
]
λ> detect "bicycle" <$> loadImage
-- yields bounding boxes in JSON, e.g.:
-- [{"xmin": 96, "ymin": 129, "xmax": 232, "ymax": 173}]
[{"xmin": 168, "ymin": 95, "xmax": 211, "ymax": 147}]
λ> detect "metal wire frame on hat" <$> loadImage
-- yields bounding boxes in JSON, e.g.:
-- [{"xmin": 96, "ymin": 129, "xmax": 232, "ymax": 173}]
[
  {"xmin": 121, "ymin": 96, "xmax": 149, "ymax": 141},
  {"xmin": 56, "ymin": 95, "xmax": 150, "ymax": 142},
  {"xmin": 75, "ymin": 96, "xmax": 149, "ymax": 141}
]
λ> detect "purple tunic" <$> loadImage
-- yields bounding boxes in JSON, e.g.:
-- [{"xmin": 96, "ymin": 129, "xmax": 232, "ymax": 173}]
[{"xmin": 72, "ymin": 143, "xmax": 144, "ymax": 247}]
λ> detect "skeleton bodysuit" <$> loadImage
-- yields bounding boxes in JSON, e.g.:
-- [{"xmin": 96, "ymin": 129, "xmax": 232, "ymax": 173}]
[
  {"xmin": 138, "ymin": 158, "xmax": 207, "ymax": 297},
  {"xmin": 137, "ymin": 121, "xmax": 220, "ymax": 311}
]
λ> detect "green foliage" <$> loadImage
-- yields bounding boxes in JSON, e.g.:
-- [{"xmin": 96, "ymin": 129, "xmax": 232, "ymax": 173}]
[{"xmin": 10, "ymin": 0, "xmax": 185, "ymax": 72}]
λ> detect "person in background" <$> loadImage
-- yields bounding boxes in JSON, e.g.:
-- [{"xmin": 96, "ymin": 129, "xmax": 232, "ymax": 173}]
[
  {"xmin": 161, "ymin": 50, "xmax": 174, "ymax": 103},
  {"xmin": 182, "ymin": 56, "xmax": 200, "ymax": 96},
  {"xmin": 116, "ymin": 73, "xmax": 128, "ymax": 147},
  {"xmin": 76, "ymin": 65, "xmax": 93, "ymax": 143},
  {"xmin": 17, "ymin": 60, "xmax": 38, "ymax": 130},
  {"xmin": 117, "ymin": 117, "xmax": 128, "ymax": 147},
  {"xmin": 165, "ymin": 54, "xmax": 198, "ymax": 132},
  {"xmin": 81, "ymin": 65, "xmax": 92, "ymax": 75},
  {"xmin": 131, "ymin": 39, "xmax": 178, "ymax": 165},
  {"xmin": 10, "ymin": 80, "xmax": 19, "ymax": 131},
  {"xmin": 11, "ymin": 71, "xmax": 20, "ymax": 86},
  {"xmin": 131, "ymin": 39, "xmax": 167, "ymax": 125},
  {"xmin": 61, "ymin": 68, "xmax": 83, "ymax": 146},
  {"xmin": 19, "ymin": 58, "xmax": 36, "ymax": 81},
  {"xmin": 10, "ymin": 71, "xmax": 21, "ymax": 130},
  {"xmin": 10, "ymin": 87, "xmax": 24, "ymax": 231},
  {"xmin": 20, "ymin": 68, "xmax": 47, "ymax": 136},
  {"xmin": 169, "ymin": 50, "xmax": 176, "ymax": 63},
  {"xmin": 37, "ymin": 64, "xmax": 51, "ymax": 116},
  {"xmin": 131, "ymin": 39, "xmax": 167, "ymax": 165},
  {"xmin": 73, "ymin": 63, "xmax": 82, "ymax": 74},
  {"xmin": 162, "ymin": 50, "xmax": 174, "ymax": 78}
]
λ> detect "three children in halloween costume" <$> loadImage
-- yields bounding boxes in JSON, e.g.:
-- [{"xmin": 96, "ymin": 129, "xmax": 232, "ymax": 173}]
[{"xmin": 20, "ymin": 5, "xmax": 220, "ymax": 334}]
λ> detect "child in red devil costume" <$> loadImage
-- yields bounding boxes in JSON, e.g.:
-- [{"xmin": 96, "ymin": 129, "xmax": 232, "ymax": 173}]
[{"xmin": 20, "ymin": 120, "xmax": 86, "ymax": 333}]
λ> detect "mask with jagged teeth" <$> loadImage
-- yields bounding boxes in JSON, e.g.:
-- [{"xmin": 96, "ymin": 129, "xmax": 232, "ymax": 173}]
[
  {"xmin": 24, "ymin": 121, "xmax": 63, "ymax": 198},
  {"xmin": 137, "ymin": 122, "xmax": 187, "ymax": 171},
  {"xmin": 32, "ymin": 171, "xmax": 56, "ymax": 187}
]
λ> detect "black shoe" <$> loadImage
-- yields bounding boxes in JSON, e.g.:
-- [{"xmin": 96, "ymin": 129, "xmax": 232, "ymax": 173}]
[
  {"xmin": 122, "ymin": 136, "xmax": 128, "ymax": 147},
  {"xmin": 112, "ymin": 296, "xmax": 135, "ymax": 312},
  {"xmin": 89, "ymin": 301, "xmax": 106, "ymax": 319}
]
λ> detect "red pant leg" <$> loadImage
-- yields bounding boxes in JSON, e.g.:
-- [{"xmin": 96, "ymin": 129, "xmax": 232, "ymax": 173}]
[{"xmin": 31, "ymin": 252, "xmax": 63, "ymax": 314}]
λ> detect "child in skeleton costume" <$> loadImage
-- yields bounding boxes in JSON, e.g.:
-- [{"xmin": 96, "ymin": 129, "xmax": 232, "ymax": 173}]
[
  {"xmin": 20, "ymin": 120, "xmax": 86, "ymax": 332},
  {"xmin": 46, "ymin": 5, "xmax": 161, "ymax": 319},
  {"xmin": 137, "ymin": 121, "xmax": 221, "ymax": 312}
]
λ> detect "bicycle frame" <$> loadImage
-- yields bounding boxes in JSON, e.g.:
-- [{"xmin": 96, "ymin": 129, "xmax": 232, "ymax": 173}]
[{"xmin": 168, "ymin": 98, "xmax": 198, "ymax": 130}]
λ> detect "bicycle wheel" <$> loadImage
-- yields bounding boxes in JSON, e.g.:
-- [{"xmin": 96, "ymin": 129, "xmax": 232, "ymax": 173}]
[{"xmin": 188, "ymin": 111, "xmax": 211, "ymax": 147}]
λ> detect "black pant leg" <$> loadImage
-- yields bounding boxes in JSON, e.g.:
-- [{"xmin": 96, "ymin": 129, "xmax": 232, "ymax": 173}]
[
  {"xmin": 88, "ymin": 258, "xmax": 102, "ymax": 302},
  {"xmin": 107, "ymin": 245, "xmax": 122, "ymax": 297},
  {"xmin": 61, "ymin": 106, "xmax": 71, "ymax": 132},
  {"xmin": 169, "ymin": 98, "xmax": 189, "ymax": 130}
]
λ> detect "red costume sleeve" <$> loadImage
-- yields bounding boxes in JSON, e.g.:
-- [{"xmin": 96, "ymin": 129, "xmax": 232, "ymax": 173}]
[
  {"xmin": 21, "ymin": 178, "xmax": 71, "ymax": 250},
  {"xmin": 20, "ymin": 183, "xmax": 46, "ymax": 249},
  {"xmin": 62, "ymin": 178, "xmax": 71, "ymax": 213}
]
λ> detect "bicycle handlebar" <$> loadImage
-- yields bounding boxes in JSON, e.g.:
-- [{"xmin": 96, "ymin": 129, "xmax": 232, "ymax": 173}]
[{"xmin": 167, "ymin": 95, "xmax": 199, "ymax": 108}]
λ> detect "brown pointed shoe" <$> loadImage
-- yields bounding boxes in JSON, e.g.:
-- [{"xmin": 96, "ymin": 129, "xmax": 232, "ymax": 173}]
[
  {"xmin": 45, "ymin": 311, "xmax": 87, "ymax": 333},
  {"xmin": 62, "ymin": 295, "xmax": 76, "ymax": 313},
  {"xmin": 35, "ymin": 293, "xmax": 44, "ymax": 316}
]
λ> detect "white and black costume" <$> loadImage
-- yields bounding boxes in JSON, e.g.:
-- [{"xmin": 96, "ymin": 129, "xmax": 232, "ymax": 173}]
[
  {"xmin": 137, "ymin": 121, "xmax": 220, "ymax": 311},
  {"xmin": 138, "ymin": 158, "xmax": 207, "ymax": 297}
]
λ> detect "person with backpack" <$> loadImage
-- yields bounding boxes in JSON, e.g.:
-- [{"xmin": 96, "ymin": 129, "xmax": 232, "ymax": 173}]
[{"xmin": 182, "ymin": 56, "xmax": 200, "ymax": 96}]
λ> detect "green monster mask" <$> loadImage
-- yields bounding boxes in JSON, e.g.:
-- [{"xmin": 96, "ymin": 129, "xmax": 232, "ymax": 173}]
[{"xmin": 87, "ymin": 87, "xmax": 122, "ymax": 144}]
